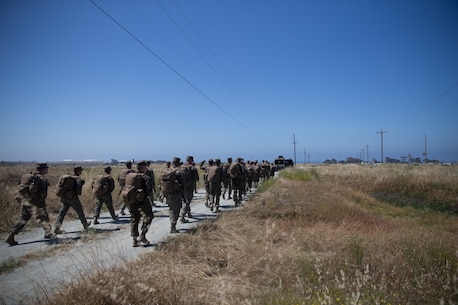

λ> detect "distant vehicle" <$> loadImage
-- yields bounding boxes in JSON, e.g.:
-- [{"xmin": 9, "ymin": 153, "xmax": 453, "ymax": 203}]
[
  {"xmin": 285, "ymin": 159, "xmax": 294, "ymax": 167},
  {"xmin": 274, "ymin": 156, "xmax": 293, "ymax": 170},
  {"xmin": 274, "ymin": 156, "xmax": 286, "ymax": 170}
]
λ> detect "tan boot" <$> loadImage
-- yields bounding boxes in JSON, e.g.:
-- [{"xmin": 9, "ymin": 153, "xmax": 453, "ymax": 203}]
[
  {"xmin": 133, "ymin": 238, "xmax": 139, "ymax": 247},
  {"xmin": 139, "ymin": 234, "xmax": 150, "ymax": 246},
  {"xmin": 53, "ymin": 226, "xmax": 66, "ymax": 234},
  {"xmin": 170, "ymin": 223, "xmax": 178, "ymax": 233},
  {"xmin": 180, "ymin": 215, "xmax": 188, "ymax": 223},
  {"xmin": 6, "ymin": 233, "xmax": 18, "ymax": 246}
]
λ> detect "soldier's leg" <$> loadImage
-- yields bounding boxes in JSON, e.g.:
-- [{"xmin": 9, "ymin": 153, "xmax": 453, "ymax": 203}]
[
  {"xmin": 54, "ymin": 201, "xmax": 70, "ymax": 233},
  {"xmin": 11, "ymin": 205, "xmax": 33, "ymax": 234},
  {"xmin": 33, "ymin": 203, "xmax": 52, "ymax": 235},
  {"xmin": 215, "ymin": 187, "xmax": 221, "ymax": 211},
  {"xmin": 104, "ymin": 195, "xmax": 118, "ymax": 220},
  {"xmin": 129, "ymin": 203, "xmax": 140, "ymax": 238},
  {"xmin": 6, "ymin": 205, "xmax": 33, "ymax": 245},
  {"xmin": 139, "ymin": 202, "xmax": 153, "ymax": 245},
  {"xmin": 70, "ymin": 199, "xmax": 91, "ymax": 229},
  {"xmin": 168, "ymin": 193, "xmax": 181, "ymax": 233},
  {"xmin": 93, "ymin": 197, "xmax": 103, "ymax": 224}
]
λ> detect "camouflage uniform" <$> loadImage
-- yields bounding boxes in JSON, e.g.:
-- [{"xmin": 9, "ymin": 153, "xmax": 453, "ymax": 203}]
[
  {"xmin": 180, "ymin": 156, "xmax": 198, "ymax": 222},
  {"xmin": 160, "ymin": 157, "xmax": 183, "ymax": 233},
  {"xmin": 199, "ymin": 159, "xmax": 212, "ymax": 206},
  {"xmin": 93, "ymin": 166, "xmax": 117, "ymax": 224},
  {"xmin": 230, "ymin": 158, "xmax": 244, "ymax": 206},
  {"xmin": 117, "ymin": 161, "xmax": 134, "ymax": 215},
  {"xmin": 126, "ymin": 161, "xmax": 154, "ymax": 247},
  {"xmin": 54, "ymin": 166, "xmax": 91, "ymax": 233},
  {"xmin": 144, "ymin": 161, "xmax": 156, "ymax": 206},
  {"xmin": 222, "ymin": 157, "xmax": 233, "ymax": 200},
  {"xmin": 6, "ymin": 163, "xmax": 53, "ymax": 246},
  {"xmin": 208, "ymin": 159, "xmax": 223, "ymax": 212}
]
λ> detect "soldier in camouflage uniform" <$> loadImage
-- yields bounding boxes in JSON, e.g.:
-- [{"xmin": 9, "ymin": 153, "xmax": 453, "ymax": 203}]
[
  {"xmin": 222, "ymin": 157, "xmax": 233, "ymax": 200},
  {"xmin": 159, "ymin": 157, "xmax": 183, "ymax": 233},
  {"xmin": 125, "ymin": 160, "xmax": 154, "ymax": 247},
  {"xmin": 208, "ymin": 159, "xmax": 223, "ymax": 212},
  {"xmin": 54, "ymin": 166, "xmax": 91, "ymax": 234},
  {"xmin": 6, "ymin": 163, "xmax": 54, "ymax": 246},
  {"xmin": 230, "ymin": 157, "xmax": 244, "ymax": 207},
  {"xmin": 180, "ymin": 156, "xmax": 198, "ymax": 223},
  {"xmin": 118, "ymin": 161, "xmax": 134, "ymax": 215},
  {"xmin": 92, "ymin": 166, "xmax": 118, "ymax": 225},
  {"xmin": 145, "ymin": 161, "xmax": 156, "ymax": 207}
]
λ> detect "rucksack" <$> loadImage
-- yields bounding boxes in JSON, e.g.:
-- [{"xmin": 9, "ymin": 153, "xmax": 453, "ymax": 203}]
[
  {"xmin": 207, "ymin": 166, "xmax": 220, "ymax": 183},
  {"xmin": 118, "ymin": 168, "xmax": 134, "ymax": 187},
  {"xmin": 92, "ymin": 175, "xmax": 109, "ymax": 196},
  {"xmin": 181, "ymin": 165, "xmax": 193, "ymax": 187},
  {"xmin": 120, "ymin": 172, "xmax": 146, "ymax": 204},
  {"xmin": 55, "ymin": 175, "xmax": 77, "ymax": 199},
  {"xmin": 17, "ymin": 173, "xmax": 40, "ymax": 198},
  {"xmin": 159, "ymin": 168, "xmax": 180, "ymax": 193},
  {"xmin": 229, "ymin": 163, "xmax": 242, "ymax": 179}
]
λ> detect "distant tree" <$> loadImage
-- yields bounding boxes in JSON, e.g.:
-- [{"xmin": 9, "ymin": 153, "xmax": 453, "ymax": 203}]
[
  {"xmin": 385, "ymin": 157, "xmax": 401, "ymax": 163},
  {"xmin": 110, "ymin": 159, "xmax": 119, "ymax": 165},
  {"xmin": 346, "ymin": 157, "xmax": 362, "ymax": 164}
]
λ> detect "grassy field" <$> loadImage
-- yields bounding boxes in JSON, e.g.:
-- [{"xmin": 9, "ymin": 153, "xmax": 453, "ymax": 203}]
[{"xmin": 2, "ymin": 163, "xmax": 458, "ymax": 304}]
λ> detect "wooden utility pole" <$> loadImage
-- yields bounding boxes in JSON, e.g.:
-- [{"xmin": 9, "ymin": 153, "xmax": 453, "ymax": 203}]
[
  {"xmin": 423, "ymin": 133, "xmax": 427, "ymax": 163},
  {"xmin": 292, "ymin": 133, "xmax": 297, "ymax": 166},
  {"xmin": 376, "ymin": 129, "xmax": 388, "ymax": 163}
]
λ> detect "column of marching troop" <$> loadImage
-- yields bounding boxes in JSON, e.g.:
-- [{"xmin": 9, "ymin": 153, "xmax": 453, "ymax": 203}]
[{"xmin": 5, "ymin": 158, "xmax": 276, "ymax": 247}]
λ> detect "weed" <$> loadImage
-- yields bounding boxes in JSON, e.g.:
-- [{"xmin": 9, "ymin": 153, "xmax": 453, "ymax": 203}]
[{"xmin": 0, "ymin": 257, "xmax": 20, "ymax": 275}]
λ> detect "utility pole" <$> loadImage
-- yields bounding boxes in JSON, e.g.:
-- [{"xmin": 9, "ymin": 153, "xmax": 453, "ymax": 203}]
[
  {"xmin": 376, "ymin": 129, "xmax": 388, "ymax": 163},
  {"xmin": 423, "ymin": 133, "xmax": 427, "ymax": 163},
  {"xmin": 303, "ymin": 147, "xmax": 306, "ymax": 165},
  {"xmin": 366, "ymin": 144, "xmax": 369, "ymax": 163},
  {"xmin": 292, "ymin": 133, "xmax": 298, "ymax": 166}
]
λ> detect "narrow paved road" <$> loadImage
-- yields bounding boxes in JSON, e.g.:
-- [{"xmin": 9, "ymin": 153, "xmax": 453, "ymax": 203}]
[{"xmin": 0, "ymin": 188, "xmax": 254, "ymax": 305}]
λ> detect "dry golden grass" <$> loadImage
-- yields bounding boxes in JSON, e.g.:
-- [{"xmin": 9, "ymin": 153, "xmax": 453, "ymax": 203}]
[{"xmin": 27, "ymin": 163, "xmax": 457, "ymax": 305}]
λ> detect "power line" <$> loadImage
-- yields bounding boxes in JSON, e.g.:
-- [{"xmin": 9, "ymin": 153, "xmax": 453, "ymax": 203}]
[
  {"xmin": 89, "ymin": 0, "xmax": 279, "ymax": 149},
  {"xmin": 161, "ymin": 0, "xmax": 264, "ymax": 127}
]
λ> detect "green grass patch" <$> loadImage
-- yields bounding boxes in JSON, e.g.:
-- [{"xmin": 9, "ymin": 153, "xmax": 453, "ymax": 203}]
[{"xmin": 0, "ymin": 257, "xmax": 20, "ymax": 274}]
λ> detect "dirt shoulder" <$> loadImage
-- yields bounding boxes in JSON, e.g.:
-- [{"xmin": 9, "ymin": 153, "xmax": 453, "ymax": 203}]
[{"xmin": 0, "ymin": 189, "xmax": 248, "ymax": 305}]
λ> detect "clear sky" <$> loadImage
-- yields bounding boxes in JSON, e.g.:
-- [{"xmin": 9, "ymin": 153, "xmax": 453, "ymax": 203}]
[{"xmin": 1, "ymin": 0, "xmax": 457, "ymax": 163}]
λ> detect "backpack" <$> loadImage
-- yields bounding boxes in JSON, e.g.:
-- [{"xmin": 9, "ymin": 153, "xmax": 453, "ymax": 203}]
[
  {"xmin": 92, "ymin": 175, "xmax": 109, "ymax": 196},
  {"xmin": 17, "ymin": 173, "xmax": 40, "ymax": 198},
  {"xmin": 55, "ymin": 175, "xmax": 77, "ymax": 199},
  {"xmin": 207, "ymin": 166, "xmax": 220, "ymax": 183},
  {"xmin": 120, "ymin": 172, "xmax": 146, "ymax": 205},
  {"xmin": 229, "ymin": 163, "xmax": 242, "ymax": 179},
  {"xmin": 118, "ymin": 168, "xmax": 134, "ymax": 187},
  {"xmin": 181, "ymin": 165, "xmax": 193, "ymax": 187},
  {"xmin": 159, "ymin": 168, "xmax": 180, "ymax": 193}
]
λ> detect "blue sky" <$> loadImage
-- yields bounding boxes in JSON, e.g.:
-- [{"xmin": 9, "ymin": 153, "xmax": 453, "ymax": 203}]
[{"xmin": 1, "ymin": 0, "xmax": 457, "ymax": 163}]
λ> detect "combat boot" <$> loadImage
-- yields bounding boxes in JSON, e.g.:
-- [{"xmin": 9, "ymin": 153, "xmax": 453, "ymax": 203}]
[
  {"xmin": 6, "ymin": 233, "xmax": 18, "ymax": 246},
  {"xmin": 139, "ymin": 234, "xmax": 150, "ymax": 246},
  {"xmin": 133, "ymin": 238, "xmax": 139, "ymax": 247},
  {"xmin": 170, "ymin": 224, "xmax": 178, "ymax": 233},
  {"xmin": 180, "ymin": 215, "xmax": 188, "ymax": 223},
  {"xmin": 53, "ymin": 226, "xmax": 66, "ymax": 234},
  {"xmin": 83, "ymin": 221, "xmax": 91, "ymax": 230},
  {"xmin": 44, "ymin": 232, "xmax": 56, "ymax": 239}
]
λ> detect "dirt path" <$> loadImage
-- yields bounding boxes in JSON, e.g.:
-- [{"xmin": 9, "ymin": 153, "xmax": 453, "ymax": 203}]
[{"xmin": 0, "ymin": 189, "xmax": 251, "ymax": 305}]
